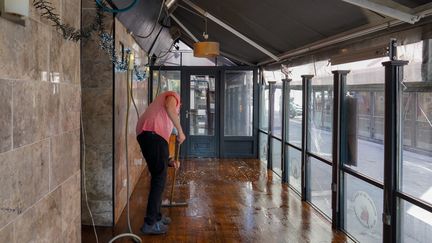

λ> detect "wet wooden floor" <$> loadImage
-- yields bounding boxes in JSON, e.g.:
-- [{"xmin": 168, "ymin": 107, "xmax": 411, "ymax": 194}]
[{"xmin": 82, "ymin": 159, "xmax": 353, "ymax": 243}]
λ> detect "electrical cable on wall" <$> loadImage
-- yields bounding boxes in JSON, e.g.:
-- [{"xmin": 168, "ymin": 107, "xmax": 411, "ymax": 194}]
[
  {"xmin": 81, "ymin": 52, "xmax": 142, "ymax": 243},
  {"xmin": 81, "ymin": 111, "xmax": 99, "ymax": 243},
  {"xmin": 107, "ymin": 52, "xmax": 142, "ymax": 243}
]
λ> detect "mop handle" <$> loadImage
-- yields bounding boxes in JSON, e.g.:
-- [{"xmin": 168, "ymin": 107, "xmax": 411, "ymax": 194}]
[{"xmin": 169, "ymin": 140, "xmax": 180, "ymax": 203}]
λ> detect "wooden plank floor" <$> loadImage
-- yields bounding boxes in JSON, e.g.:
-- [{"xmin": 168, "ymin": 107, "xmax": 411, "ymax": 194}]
[{"xmin": 82, "ymin": 159, "xmax": 353, "ymax": 243}]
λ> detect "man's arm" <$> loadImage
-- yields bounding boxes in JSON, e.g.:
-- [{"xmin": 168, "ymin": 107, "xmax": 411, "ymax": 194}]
[{"xmin": 165, "ymin": 96, "xmax": 186, "ymax": 144}]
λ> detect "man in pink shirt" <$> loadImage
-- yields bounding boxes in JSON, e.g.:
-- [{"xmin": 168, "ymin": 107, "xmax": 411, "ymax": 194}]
[{"xmin": 136, "ymin": 91, "xmax": 185, "ymax": 234}]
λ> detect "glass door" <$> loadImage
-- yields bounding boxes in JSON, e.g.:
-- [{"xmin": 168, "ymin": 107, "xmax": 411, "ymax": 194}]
[{"xmin": 182, "ymin": 71, "xmax": 219, "ymax": 157}]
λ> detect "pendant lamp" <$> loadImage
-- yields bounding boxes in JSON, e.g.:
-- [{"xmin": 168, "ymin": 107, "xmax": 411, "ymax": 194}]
[{"xmin": 193, "ymin": 18, "xmax": 219, "ymax": 58}]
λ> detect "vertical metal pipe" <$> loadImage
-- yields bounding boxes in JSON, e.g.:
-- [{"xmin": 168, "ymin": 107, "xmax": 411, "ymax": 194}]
[
  {"xmin": 332, "ymin": 70, "xmax": 350, "ymax": 229},
  {"xmin": 301, "ymin": 75, "xmax": 313, "ymax": 201},
  {"xmin": 281, "ymin": 78, "xmax": 292, "ymax": 183},
  {"xmin": 382, "ymin": 60, "xmax": 408, "ymax": 243},
  {"xmin": 268, "ymin": 81, "xmax": 276, "ymax": 170}
]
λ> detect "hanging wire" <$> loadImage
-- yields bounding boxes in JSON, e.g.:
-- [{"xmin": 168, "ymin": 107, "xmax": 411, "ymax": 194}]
[
  {"xmin": 134, "ymin": 0, "xmax": 166, "ymax": 39},
  {"xmin": 95, "ymin": 0, "xmax": 139, "ymax": 13}
]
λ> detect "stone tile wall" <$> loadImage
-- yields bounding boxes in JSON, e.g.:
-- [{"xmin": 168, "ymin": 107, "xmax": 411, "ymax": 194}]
[
  {"xmin": 0, "ymin": 0, "xmax": 81, "ymax": 242},
  {"xmin": 114, "ymin": 19, "xmax": 148, "ymax": 224},
  {"xmin": 81, "ymin": 2, "xmax": 115, "ymax": 226},
  {"xmin": 81, "ymin": 4, "xmax": 148, "ymax": 226}
]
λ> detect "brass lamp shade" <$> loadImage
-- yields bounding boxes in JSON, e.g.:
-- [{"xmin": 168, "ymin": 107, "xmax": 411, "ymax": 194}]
[{"xmin": 193, "ymin": 41, "xmax": 220, "ymax": 57}]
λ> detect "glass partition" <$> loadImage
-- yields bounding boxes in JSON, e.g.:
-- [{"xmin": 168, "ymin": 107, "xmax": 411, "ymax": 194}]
[
  {"xmin": 286, "ymin": 79, "xmax": 303, "ymax": 147},
  {"xmin": 189, "ymin": 75, "xmax": 215, "ymax": 136},
  {"xmin": 308, "ymin": 157, "xmax": 332, "ymax": 218},
  {"xmin": 399, "ymin": 200, "xmax": 432, "ymax": 243},
  {"xmin": 271, "ymin": 138, "xmax": 282, "ymax": 176},
  {"xmin": 224, "ymin": 71, "xmax": 254, "ymax": 136},
  {"xmin": 152, "ymin": 70, "xmax": 181, "ymax": 99},
  {"xmin": 344, "ymin": 173, "xmax": 383, "ymax": 243},
  {"xmin": 259, "ymin": 132, "xmax": 268, "ymax": 165},
  {"xmin": 259, "ymin": 85, "xmax": 269, "ymax": 132},
  {"xmin": 286, "ymin": 146, "xmax": 302, "ymax": 193}
]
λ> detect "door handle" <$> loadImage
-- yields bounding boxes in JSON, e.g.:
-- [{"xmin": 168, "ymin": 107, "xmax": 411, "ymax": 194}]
[{"xmin": 185, "ymin": 110, "xmax": 189, "ymax": 119}]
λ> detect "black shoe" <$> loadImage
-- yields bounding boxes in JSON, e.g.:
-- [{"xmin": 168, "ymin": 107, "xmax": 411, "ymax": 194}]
[{"xmin": 140, "ymin": 222, "xmax": 168, "ymax": 235}]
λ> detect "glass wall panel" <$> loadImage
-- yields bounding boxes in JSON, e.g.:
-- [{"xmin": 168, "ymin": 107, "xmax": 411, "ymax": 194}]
[
  {"xmin": 398, "ymin": 40, "xmax": 432, "ymax": 243},
  {"xmin": 273, "ymin": 87, "xmax": 283, "ymax": 138},
  {"xmin": 308, "ymin": 86, "xmax": 333, "ymax": 160},
  {"xmin": 224, "ymin": 71, "xmax": 254, "ymax": 136},
  {"xmin": 271, "ymin": 138, "xmax": 282, "ymax": 177},
  {"xmin": 344, "ymin": 173, "xmax": 383, "ymax": 243},
  {"xmin": 400, "ymin": 200, "xmax": 432, "ymax": 243},
  {"xmin": 286, "ymin": 80, "xmax": 303, "ymax": 147},
  {"xmin": 400, "ymin": 91, "xmax": 432, "ymax": 205},
  {"xmin": 189, "ymin": 75, "xmax": 215, "ymax": 136},
  {"xmin": 259, "ymin": 86, "xmax": 269, "ymax": 131},
  {"xmin": 373, "ymin": 91, "xmax": 385, "ymax": 140},
  {"xmin": 259, "ymin": 132, "xmax": 268, "ymax": 164},
  {"xmin": 308, "ymin": 157, "xmax": 332, "ymax": 218},
  {"xmin": 286, "ymin": 146, "xmax": 302, "ymax": 193},
  {"xmin": 152, "ymin": 70, "xmax": 181, "ymax": 99},
  {"xmin": 333, "ymin": 57, "xmax": 387, "ymax": 182}
]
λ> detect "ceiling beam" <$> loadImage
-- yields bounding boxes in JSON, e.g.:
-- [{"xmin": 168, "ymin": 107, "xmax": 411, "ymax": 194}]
[
  {"xmin": 181, "ymin": 0, "xmax": 280, "ymax": 62},
  {"xmin": 341, "ymin": 0, "xmax": 421, "ymax": 24},
  {"xmin": 258, "ymin": 4, "xmax": 432, "ymax": 66},
  {"xmin": 170, "ymin": 13, "xmax": 255, "ymax": 66}
]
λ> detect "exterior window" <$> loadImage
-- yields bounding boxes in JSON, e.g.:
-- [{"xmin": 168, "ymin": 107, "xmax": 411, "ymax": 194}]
[
  {"xmin": 308, "ymin": 157, "xmax": 332, "ymax": 218},
  {"xmin": 224, "ymin": 71, "xmax": 254, "ymax": 136},
  {"xmin": 152, "ymin": 70, "xmax": 181, "ymax": 99},
  {"xmin": 344, "ymin": 173, "xmax": 383, "ymax": 243},
  {"xmin": 259, "ymin": 132, "xmax": 268, "ymax": 164},
  {"xmin": 271, "ymin": 138, "xmax": 282, "ymax": 176}
]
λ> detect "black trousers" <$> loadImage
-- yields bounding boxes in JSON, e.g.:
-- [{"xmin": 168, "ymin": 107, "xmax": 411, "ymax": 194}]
[{"xmin": 137, "ymin": 131, "xmax": 168, "ymax": 225}]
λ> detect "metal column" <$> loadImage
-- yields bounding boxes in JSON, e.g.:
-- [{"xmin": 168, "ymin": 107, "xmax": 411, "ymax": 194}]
[
  {"xmin": 281, "ymin": 78, "xmax": 292, "ymax": 183},
  {"xmin": 268, "ymin": 81, "xmax": 277, "ymax": 170},
  {"xmin": 382, "ymin": 60, "xmax": 408, "ymax": 243},
  {"xmin": 301, "ymin": 75, "xmax": 313, "ymax": 201},
  {"xmin": 332, "ymin": 70, "xmax": 350, "ymax": 229}
]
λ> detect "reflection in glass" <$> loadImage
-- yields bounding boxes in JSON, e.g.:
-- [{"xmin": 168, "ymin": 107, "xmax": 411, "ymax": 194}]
[
  {"xmin": 308, "ymin": 86, "xmax": 333, "ymax": 160},
  {"xmin": 343, "ymin": 90, "xmax": 384, "ymax": 182},
  {"xmin": 273, "ymin": 87, "xmax": 283, "ymax": 138},
  {"xmin": 286, "ymin": 146, "xmax": 301, "ymax": 193},
  {"xmin": 271, "ymin": 138, "xmax": 282, "ymax": 177},
  {"xmin": 152, "ymin": 70, "xmax": 181, "ymax": 99},
  {"xmin": 286, "ymin": 84, "xmax": 302, "ymax": 147},
  {"xmin": 259, "ymin": 86, "xmax": 269, "ymax": 131},
  {"xmin": 401, "ymin": 91, "xmax": 432, "ymax": 205},
  {"xmin": 400, "ymin": 200, "xmax": 432, "ymax": 243},
  {"xmin": 224, "ymin": 71, "xmax": 253, "ymax": 136},
  {"xmin": 259, "ymin": 132, "xmax": 268, "ymax": 165},
  {"xmin": 344, "ymin": 173, "xmax": 383, "ymax": 243},
  {"xmin": 308, "ymin": 157, "xmax": 332, "ymax": 218},
  {"xmin": 189, "ymin": 75, "xmax": 215, "ymax": 136}
]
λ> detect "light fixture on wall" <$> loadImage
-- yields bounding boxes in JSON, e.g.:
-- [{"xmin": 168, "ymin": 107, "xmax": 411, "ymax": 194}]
[
  {"xmin": 0, "ymin": 0, "xmax": 29, "ymax": 25},
  {"xmin": 193, "ymin": 17, "xmax": 220, "ymax": 58}
]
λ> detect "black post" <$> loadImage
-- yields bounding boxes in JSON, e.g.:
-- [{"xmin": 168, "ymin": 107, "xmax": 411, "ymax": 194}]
[
  {"xmin": 301, "ymin": 75, "xmax": 313, "ymax": 201},
  {"xmin": 268, "ymin": 81, "xmax": 277, "ymax": 170},
  {"xmin": 382, "ymin": 60, "xmax": 408, "ymax": 243},
  {"xmin": 332, "ymin": 70, "xmax": 350, "ymax": 229},
  {"xmin": 281, "ymin": 78, "xmax": 292, "ymax": 183}
]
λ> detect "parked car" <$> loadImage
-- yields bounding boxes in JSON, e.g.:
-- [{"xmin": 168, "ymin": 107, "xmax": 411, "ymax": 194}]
[{"xmin": 289, "ymin": 102, "xmax": 302, "ymax": 118}]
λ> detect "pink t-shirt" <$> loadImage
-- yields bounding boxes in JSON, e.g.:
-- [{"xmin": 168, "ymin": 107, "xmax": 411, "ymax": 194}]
[{"xmin": 136, "ymin": 91, "xmax": 180, "ymax": 143}]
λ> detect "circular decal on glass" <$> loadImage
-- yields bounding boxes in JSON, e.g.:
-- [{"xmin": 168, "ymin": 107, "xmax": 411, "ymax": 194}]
[{"xmin": 353, "ymin": 191, "xmax": 378, "ymax": 229}]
